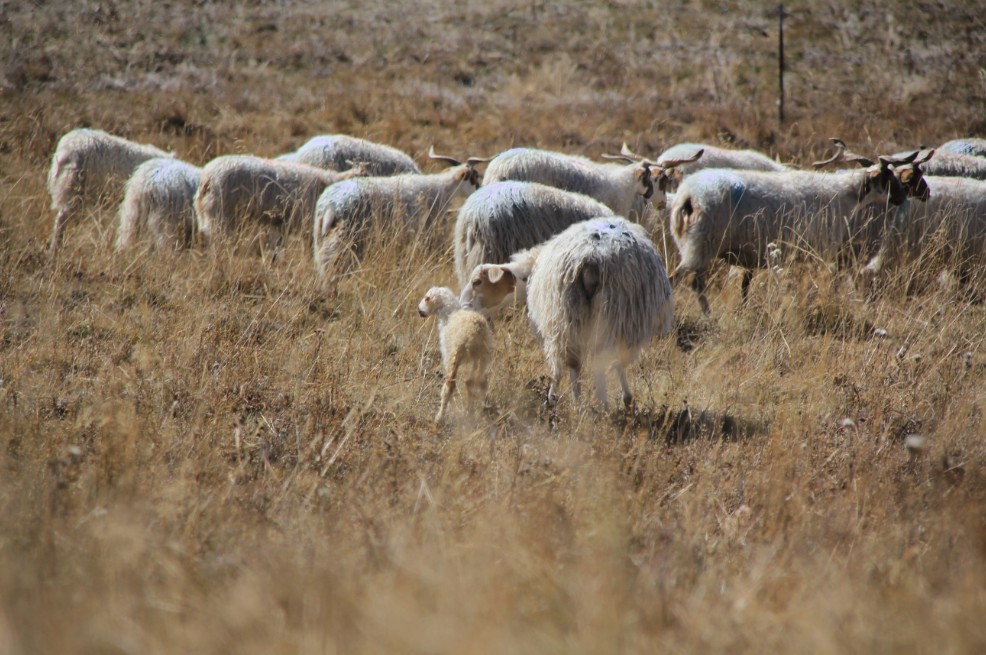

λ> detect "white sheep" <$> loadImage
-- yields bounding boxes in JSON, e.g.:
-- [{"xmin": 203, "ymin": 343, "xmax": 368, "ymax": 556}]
[
  {"xmin": 865, "ymin": 155, "xmax": 986, "ymax": 284},
  {"xmin": 277, "ymin": 134, "xmax": 421, "ymax": 176},
  {"xmin": 668, "ymin": 152, "xmax": 907, "ymax": 314},
  {"xmin": 313, "ymin": 147, "xmax": 487, "ymax": 281},
  {"xmin": 194, "ymin": 155, "xmax": 363, "ymax": 244},
  {"xmin": 461, "ymin": 216, "xmax": 674, "ymax": 408},
  {"xmin": 115, "ymin": 158, "xmax": 202, "ymax": 251},
  {"xmin": 481, "ymin": 146, "xmax": 700, "ymax": 220},
  {"xmin": 911, "ymin": 151, "xmax": 986, "ymax": 180},
  {"xmin": 417, "ymin": 286, "xmax": 493, "ymax": 423},
  {"xmin": 453, "ymin": 181, "xmax": 615, "ymax": 288},
  {"xmin": 935, "ymin": 138, "xmax": 986, "ymax": 159},
  {"xmin": 48, "ymin": 128, "xmax": 173, "ymax": 253}
]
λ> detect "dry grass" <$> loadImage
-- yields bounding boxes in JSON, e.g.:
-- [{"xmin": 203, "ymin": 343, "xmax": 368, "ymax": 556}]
[{"xmin": 2, "ymin": 1, "xmax": 986, "ymax": 653}]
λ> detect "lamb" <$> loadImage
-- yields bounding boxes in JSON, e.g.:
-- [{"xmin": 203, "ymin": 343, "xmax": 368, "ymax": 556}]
[
  {"xmin": 668, "ymin": 146, "xmax": 909, "ymax": 314},
  {"xmin": 276, "ymin": 134, "xmax": 421, "ymax": 176},
  {"xmin": 417, "ymin": 286, "xmax": 493, "ymax": 423},
  {"xmin": 453, "ymin": 181, "xmax": 615, "ymax": 287},
  {"xmin": 194, "ymin": 155, "xmax": 364, "ymax": 244},
  {"xmin": 865, "ymin": 152, "xmax": 986, "ymax": 285},
  {"xmin": 48, "ymin": 128, "xmax": 173, "ymax": 253},
  {"xmin": 313, "ymin": 147, "xmax": 488, "ymax": 281},
  {"xmin": 460, "ymin": 216, "xmax": 674, "ymax": 408},
  {"xmin": 115, "ymin": 158, "xmax": 202, "ymax": 251},
  {"xmin": 481, "ymin": 146, "xmax": 700, "ymax": 220},
  {"xmin": 936, "ymin": 138, "xmax": 986, "ymax": 159}
]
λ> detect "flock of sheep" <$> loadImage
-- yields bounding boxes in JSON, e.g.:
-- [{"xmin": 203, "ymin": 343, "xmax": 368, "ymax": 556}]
[{"xmin": 46, "ymin": 128, "xmax": 986, "ymax": 420}]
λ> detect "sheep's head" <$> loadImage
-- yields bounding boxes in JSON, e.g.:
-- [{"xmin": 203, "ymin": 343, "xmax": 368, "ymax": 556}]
[
  {"xmin": 460, "ymin": 249, "xmax": 539, "ymax": 312},
  {"xmin": 418, "ymin": 286, "xmax": 460, "ymax": 318},
  {"xmin": 610, "ymin": 143, "xmax": 703, "ymax": 203},
  {"xmin": 429, "ymin": 146, "xmax": 489, "ymax": 191},
  {"xmin": 814, "ymin": 139, "xmax": 909, "ymax": 207},
  {"xmin": 890, "ymin": 150, "xmax": 935, "ymax": 202}
]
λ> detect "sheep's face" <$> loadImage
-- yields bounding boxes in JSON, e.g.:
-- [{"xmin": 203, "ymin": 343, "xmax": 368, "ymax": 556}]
[
  {"xmin": 860, "ymin": 160, "xmax": 907, "ymax": 207},
  {"xmin": 635, "ymin": 165, "xmax": 655, "ymax": 200},
  {"xmin": 460, "ymin": 265, "xmax": 518, "ymax": 312},
  {"xmin": 896, "ymin": 165, "xmax": 930, "ymax": 202},
  {"xmin": 453, "ymin": 165, "xmax": 483, "ymax": 193}
]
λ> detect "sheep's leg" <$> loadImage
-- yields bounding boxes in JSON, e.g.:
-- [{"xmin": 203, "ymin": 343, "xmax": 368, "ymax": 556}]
[
  {"xmin": 49, "ymin": 208, "xmax": 71, "ymax": 255},
  {"xmin": 691, "ymin": 270, "xmax": 711, "ymax": 315},
  {"xmin": 741, "ymin": 269, "xmax": 753, "ymax": 303},
  {"xmin": 592, "ymin": 370, "xmax": 608, "ymax": 409},
  {"xmin": 616, "ymin": 364, "xmax": 633, "ymax": 409},
  {"xmin": 436, "ymin": 357, "xmax": 461, "ymax": 423}
]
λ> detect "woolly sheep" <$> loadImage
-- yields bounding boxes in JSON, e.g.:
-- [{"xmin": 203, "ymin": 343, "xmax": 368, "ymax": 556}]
[
  {"xmin": 313, "ymin": 147, "xmax": 487, "ymax": 281},
  {"xmin": 865, "ymin": 154, "xmax": 986, "ymax": 283},
  {"xmin": 48, "ymin": 128, "xmax": 173, "ymax": 253},
  {"xmin": 481, "ymin": 147, "xmax": 699, "ymax": 220},
  {"xmin": 453, "ymin": 181, "xmax": 615, "ymax": 288},
  {"xmin": 277, "ymin": 134, "xmax": 421, "ymax": 176},
  {"xmin": 417, "ymin": 286, "xmax": 493, "ymax": 423},
  {"xmin": 891, "ymin": 148, "xmax": 986, "ymax": 180},
  {"xmin": 935, "ymin": 138, "xmax": 986, "ymax": 159},
  {"xmin": 668, "ymin": 151, "xmax": 908, "ymax": 314},
  {"xmin": 115, "ymin": 158, "xmax": 202, "ymax": 251},
  {"xmin": 194, "ymin": 155, "xmax": 362, "ymax": 244},
  {"xmin": 461, "ymin": 216, "xmax": 674, "ymax": 408}
]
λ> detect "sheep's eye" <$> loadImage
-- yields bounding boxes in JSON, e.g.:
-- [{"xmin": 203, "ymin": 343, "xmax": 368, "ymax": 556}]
[{"xmin": 472, "ymin": 279, "xmax": 481, "ymax": 287}]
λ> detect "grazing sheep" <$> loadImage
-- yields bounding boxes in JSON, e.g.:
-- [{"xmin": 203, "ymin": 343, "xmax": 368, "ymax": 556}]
[
  {"xmin": 48, "ymin": 128, "xmax": 173, "ymax": 253},
  {"xmin": 668, "ymin": 148, "xmax": 908, "ymax": 314},
  {"xmin": 914, "ymin": 151, "xmax": 986, "ymax": 180},
  {"xmin": 115, "ymin": 158, "xmax": 201, "ymax": 251},
  {"xmin": 936, "ymin": 138, "xmax": 986, "ymax": 159},
  {"xmin": 277, "ymin": 134, "xmax": 421, "ymax": 176},
  {"xmin": 313, "ymin": 147, "xmax": 487, "ymax": 281},
  {"xmin": 481, "ymin": 146, "xmax": 699, "ymax": 220},
  {"xmin": 461, "ymin": 216, "xmax": 674, "ymax": 408},
  {"xmin": 453, "ymin": 181, "xmax": 615, "ymax": 287},
  {"xmin": 865, "ymin": 153, "xmax": 986, "ymax": 284},
  {"xmin": 417, "ymin": 286, "xmax": 493, "ymax": 423},
  {"xmin": 194, "ymin": 155, "xmax": 362, "ymax": 244},
  {"xmin": 652, "ymin": 142, "xmax": 788, "ymax": 190}
]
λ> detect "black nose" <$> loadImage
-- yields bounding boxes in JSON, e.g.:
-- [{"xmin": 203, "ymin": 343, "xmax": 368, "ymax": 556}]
[{"xmin": 418, "ymin": 309, "xmax": 427, "ymax": 317}]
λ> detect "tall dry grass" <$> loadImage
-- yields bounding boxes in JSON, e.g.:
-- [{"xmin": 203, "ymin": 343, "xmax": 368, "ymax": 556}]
[{"xmin": 2, "ymin": 1, "xmax": 986, "ymax": 653}]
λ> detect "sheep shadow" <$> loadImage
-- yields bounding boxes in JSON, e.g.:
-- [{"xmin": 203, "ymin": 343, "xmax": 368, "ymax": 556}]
[{"xmin": 617, "ymin": 402, "xmax": 766, "ymax": 444}]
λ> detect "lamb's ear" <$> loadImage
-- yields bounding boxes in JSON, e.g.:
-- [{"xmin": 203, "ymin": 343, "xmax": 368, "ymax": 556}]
[{"xmin": 580, "ymin": 262, "xmax": 601, "ymax": 301}]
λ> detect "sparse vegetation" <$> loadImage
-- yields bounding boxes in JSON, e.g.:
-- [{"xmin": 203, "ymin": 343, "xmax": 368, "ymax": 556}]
[{"xmin": 2, "ymin": 1, "xmax": 986, "ymax": 653}]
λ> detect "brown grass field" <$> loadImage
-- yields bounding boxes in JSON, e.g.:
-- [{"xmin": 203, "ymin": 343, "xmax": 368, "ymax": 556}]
[{"xmin": 2, "ymin": 1, "xmax": 986, "ymax": 652}]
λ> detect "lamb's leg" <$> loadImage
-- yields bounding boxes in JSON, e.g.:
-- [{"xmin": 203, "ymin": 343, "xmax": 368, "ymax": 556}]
[{"xmin": 436, "ymin": 356, "xmax": 461, "ymax": 423}]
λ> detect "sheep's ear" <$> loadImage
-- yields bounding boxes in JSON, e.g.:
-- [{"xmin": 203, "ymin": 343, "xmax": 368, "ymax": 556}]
[
  {"xmin": 486, "ymin": 266, "xmax": 507, "ymax": 284},
  {"xmin": 580, "ymin": 262, "xmax": 601, "ymax": 301}
]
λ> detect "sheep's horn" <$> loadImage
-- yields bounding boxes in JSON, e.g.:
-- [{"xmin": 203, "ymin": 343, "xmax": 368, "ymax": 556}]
[
  {"xmin": 465, "ymin": 156, "xmax": 492, "ymax": 166},
  {"xmin": 601, "ymin": 153, "xmax": 637, "ymax": 163},
  {"xmin": 428, "ymin": 146, "xmax": 461, "ymax": 166},
  {"xmin": 660, "ymin": 149, "xmax": 703, "ymax": 169},
  {"xmin": 812, "ymin": 139, "xmax": 848, "ymax": 168},
  {"xmin": 620, "ymin": 142, "xmax": 646, "ymax": 160},
  {"xmin": 914, "ymin": 149, "xmax": 935, "ymax": 165}
]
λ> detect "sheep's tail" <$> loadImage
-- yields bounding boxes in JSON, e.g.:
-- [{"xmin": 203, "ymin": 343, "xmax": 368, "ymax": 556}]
[{"xmin": 671, "ymin": 192, "xmax": 699, "ymax": 241}]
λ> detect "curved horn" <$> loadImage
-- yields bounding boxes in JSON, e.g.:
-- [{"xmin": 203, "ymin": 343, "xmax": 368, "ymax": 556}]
[
  {"xmin": 659, "ymin": 148, "xmax": 704, "ymax": 169},
  {"xmin": 428, "ymin": 146, "xmax": 462, "ymax": 167},
  {"xmin": 465, "ymin": 156, "xmax": 492, "ymax": 166},
  {"xmin": 913, "ymin": 149, "xmax": 935, "ymax": 165},
  {"xmin": 812, "ymin": 138, "xmax": 848, "ymax": 168},
  {"xmin": 620, "ymin": 142, "xmax": 646, "ymax": 160},
  {"xmin": 601, "ymin": 153, "xmax": 637, "ymax": 164}
]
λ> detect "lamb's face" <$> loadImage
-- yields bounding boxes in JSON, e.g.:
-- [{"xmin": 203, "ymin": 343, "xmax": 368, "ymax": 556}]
[{"xmin": 418, "ymin": 286, "xmax": 458, "ymax": 318}]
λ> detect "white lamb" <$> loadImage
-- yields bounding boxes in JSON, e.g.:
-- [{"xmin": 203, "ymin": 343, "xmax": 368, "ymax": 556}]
[
  {"xmin": 453, "ymin": 181, "xmax": 615, "ymax": 288},
  {"xmin": 115, "ymin": 158, "xmax": 202, "ymax": 251},
  {"xmin": 313, "ymin": 147, "xmax": 487, "ymax": 281},
  {"xmin": 481, "ymin": 146, "xmax": 700, "ymax": 220},
  {"xmin": 418, "ymin": 287, "xmax": 493, "ymax": 423},
  {"xmin": 668, "ymin": 152, "xmax": 907, "ymax": 314},
  {"xmin": 48, "ymin": 128, "xmax": 173, "ymax": 253},
  {"xmin": 194, "ymin": 155, "xmax": 363, "ymax": 244},
  {"xmin": 277, "ymin": 134, "xmax": 421, "ymax": 176},
  {"xmin": 461, "ymin": 216, "xmax": 674, "ymax": 408}
]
